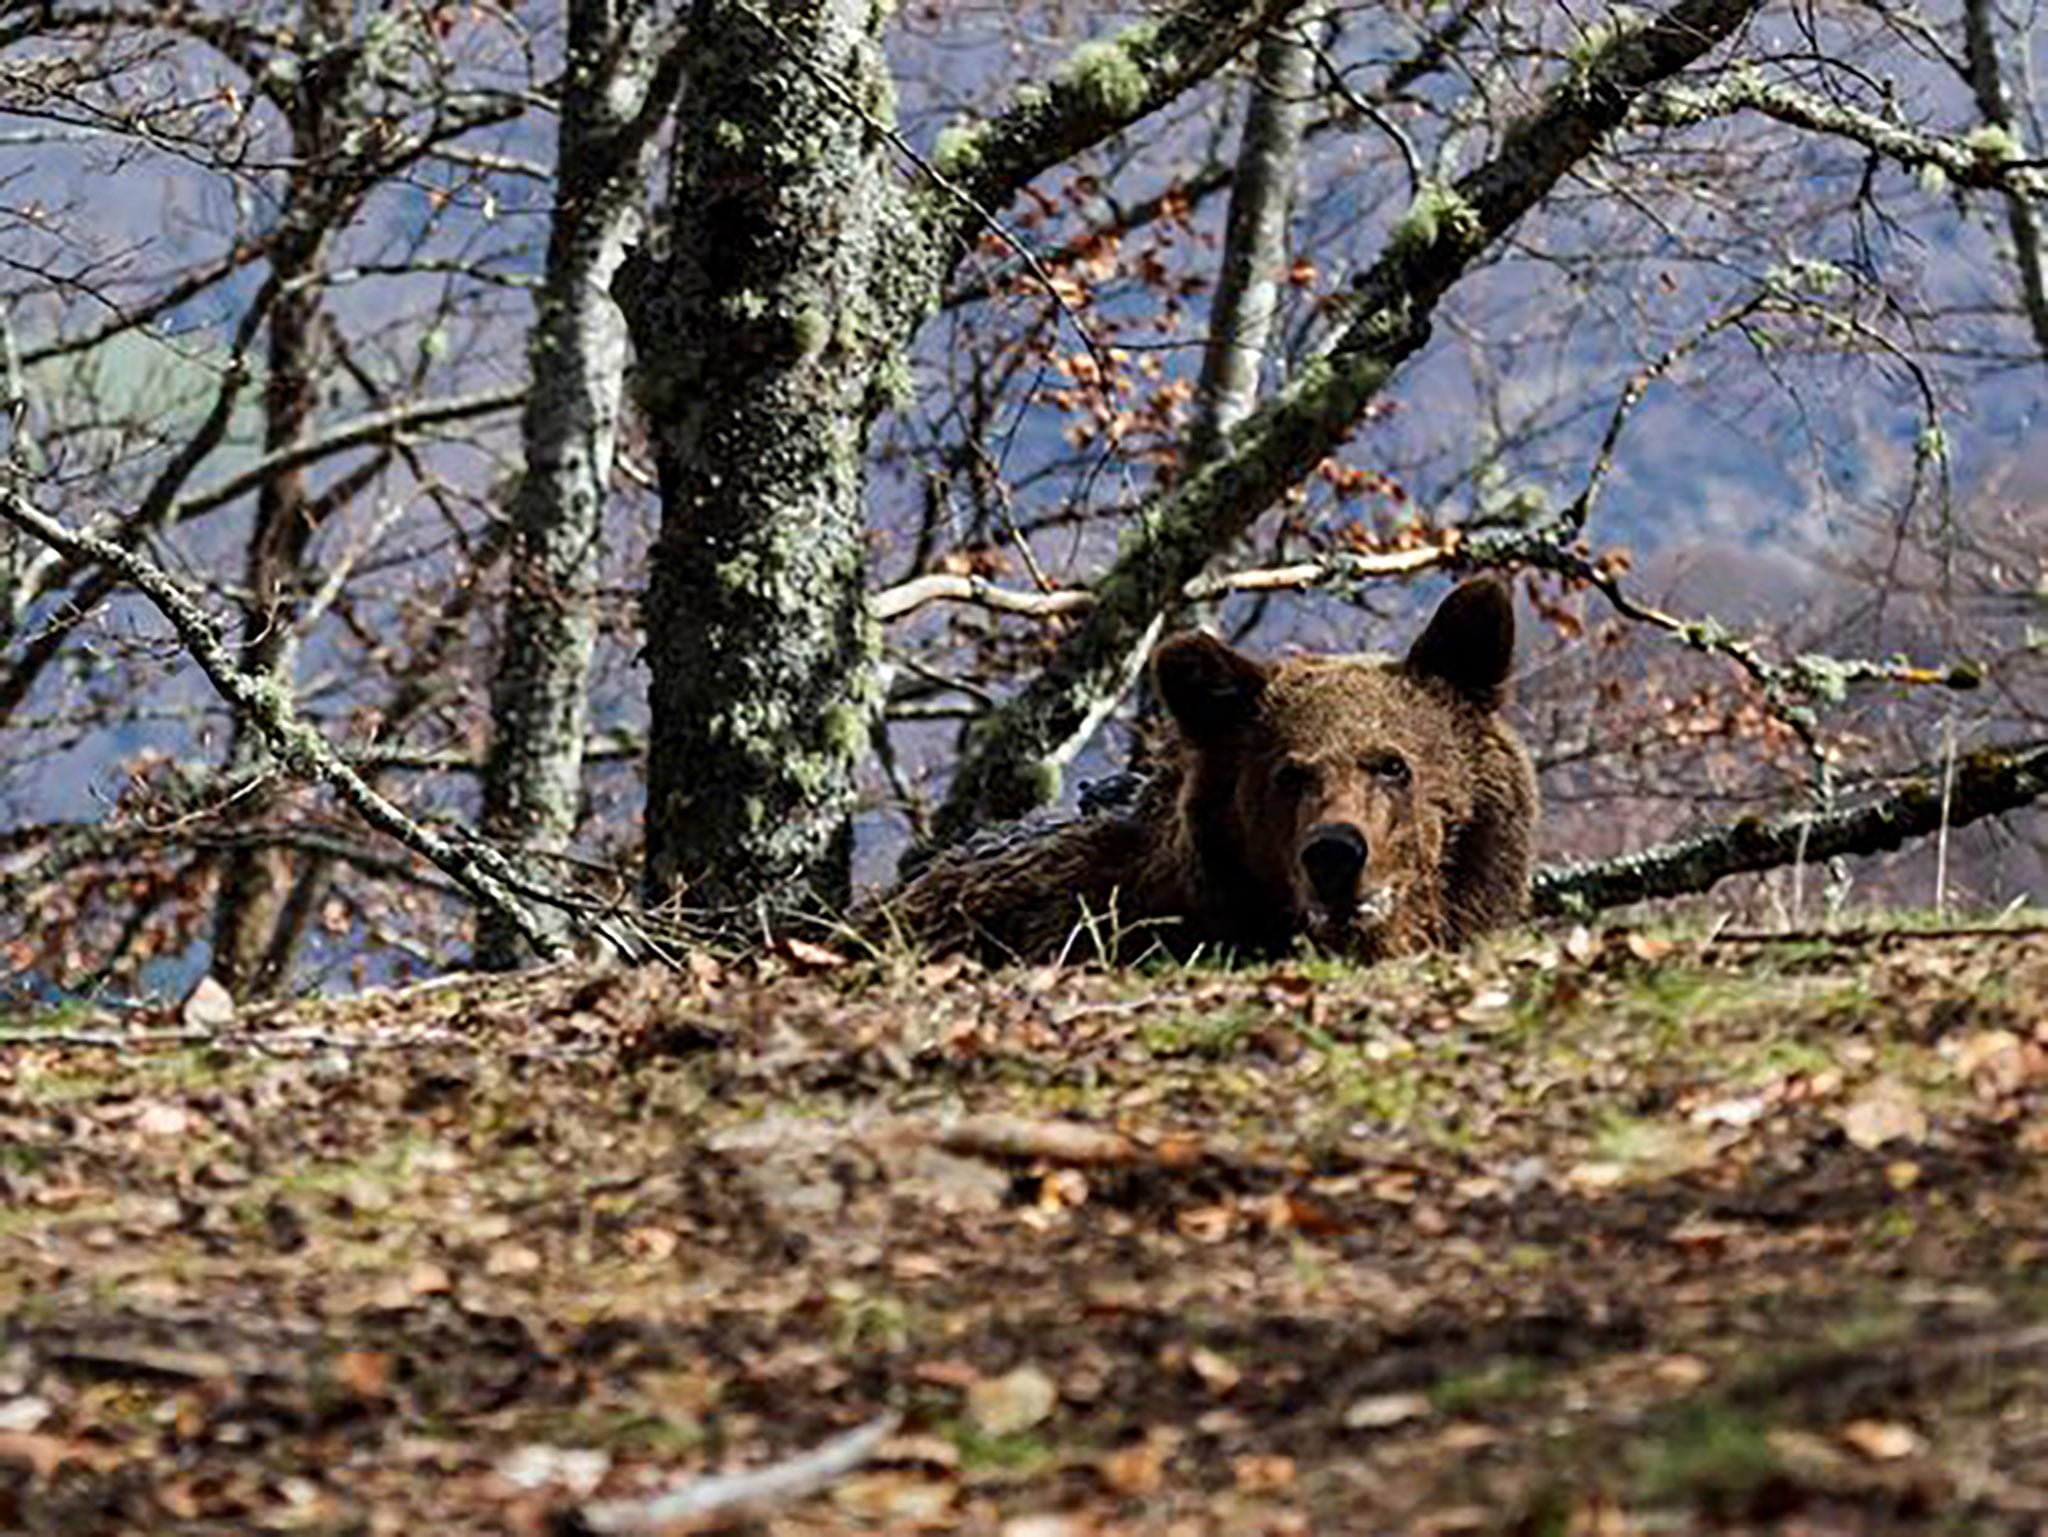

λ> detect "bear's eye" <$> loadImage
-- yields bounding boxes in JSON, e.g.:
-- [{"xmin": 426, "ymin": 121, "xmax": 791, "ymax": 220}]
[
  {"xmin": 1274, "ymin": 760, "xmax": 1317, "ymax": 799},
  {"xmin": 1364, "ymin": 751, "xmax": 1411, "ymax": 786}
]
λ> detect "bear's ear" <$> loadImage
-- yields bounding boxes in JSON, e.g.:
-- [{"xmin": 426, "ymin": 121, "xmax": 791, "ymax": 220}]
[
  {"xmin": 1152, "ymin": 632, "xmax": 1269, "ymax": 742},
  {"xmin": 1405, "ymin": 575, "xmax": 1515, "ymax": 709}
]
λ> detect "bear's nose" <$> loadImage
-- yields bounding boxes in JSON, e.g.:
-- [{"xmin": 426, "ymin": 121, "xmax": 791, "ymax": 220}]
[{"xmin": 1301, "ymin": 822, "xmax": 1368, "ymax": 908}]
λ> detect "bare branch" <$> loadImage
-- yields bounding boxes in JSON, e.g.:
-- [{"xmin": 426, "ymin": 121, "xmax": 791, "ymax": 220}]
[
  {"xmin": 171, "ymin": 387, "xmax": 524, "ymax": 524},
  {"xmin": 1639, "ymin": 74, "xmax": 2048, "ymax": 200},
  {"xmin": 1533, "ymin": 739, "xmax": 2048, "ymax": 917},
  {"xmin": 932, "ymin": 0, "xmax": 1769, "ymax": 842},
  {"xmin": 0, "ymin": 482, "xmax": 571, "ymax": 962},
  {"xmin": 918, "ymin": 0, "xmax": 1308, "ymax": 261}
]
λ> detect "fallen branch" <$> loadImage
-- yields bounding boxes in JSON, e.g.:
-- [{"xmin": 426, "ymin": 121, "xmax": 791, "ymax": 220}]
[
  {"xmin": 578, "ymin": 1411, "xmax": 902, "ymax": 1533},
  {"xmin": 1533, "ymin": 739, "xmax": 2048, "ymax": 916},
  {"xmin": 0, "ymin": 484, "xmax": 571, "ymax": 963}
]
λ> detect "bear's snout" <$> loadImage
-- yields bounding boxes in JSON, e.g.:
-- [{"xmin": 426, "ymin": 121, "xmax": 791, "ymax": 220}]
[{"xmin": 1300, "ymin": 822, "xmax": 1369, "ymax": 910}]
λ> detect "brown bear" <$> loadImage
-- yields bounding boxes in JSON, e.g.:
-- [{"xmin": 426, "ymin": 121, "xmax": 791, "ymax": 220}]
[{"xmin": 871, "ymin": 576, "xmax": 1538, "ymax": 963}]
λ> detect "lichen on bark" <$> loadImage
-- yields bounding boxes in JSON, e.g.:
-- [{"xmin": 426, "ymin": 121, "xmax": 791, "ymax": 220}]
[{"xmin": 627, "ymin": 0, "xmax": 933, "ymax": 922}]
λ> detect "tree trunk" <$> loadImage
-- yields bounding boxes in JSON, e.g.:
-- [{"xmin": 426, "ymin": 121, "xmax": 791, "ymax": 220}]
[
  {"xmin": 1960, "ymin": 0, "xmax": 2048, "ymax": 362},
  {"xmin": 476, "ymin": 0, "xmax": 673, "ymax": 968},
  {"xmin": 625, "ymin": 0, "xmax": 921, "ymax": 924},
  {"xmin": 1185, "ymin": 9, "xmax": 1318, "ymax": 465},
  {"xmin": 209, "ymin": 225, "xmax": 327, "ymax": 996}
]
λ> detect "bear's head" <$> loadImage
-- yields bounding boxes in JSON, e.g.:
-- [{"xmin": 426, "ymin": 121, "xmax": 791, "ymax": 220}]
[{"xmin": 1151, "ymin": 576, "xmax": 1522, "ymax": 958}]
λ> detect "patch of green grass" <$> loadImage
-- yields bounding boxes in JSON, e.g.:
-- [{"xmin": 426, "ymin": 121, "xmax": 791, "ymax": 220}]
[
  {"xmin": 1632, "ymin": 1403, "xmax": 1784, "ymax": 1513},
  {"xmin": 1815, "ymin": 1305, "xmax": 1911, "ymax": 1353},
  {"xmin": 944, "ymin": 1422, "xmax": 1057, "ymax": 1476},
  {"xmin": 0, "ymin": 1199, "xmax": 128, "ymax": 1237},
  {"xmin": 829, "ymin": 1284, "xmax": 913, "ymax": 1353},
  {"xmin": 1322, "ymin": 1050, "xmax": 1426, "ymax": 1125},
  {"xmin": 1746, "ymin": 1036, "xmax": 1836, "ymax": 1082},
  {"xmin": 0, "ymin": 1142, "xmax": 52, "ymax": 1174},
  {"xmin": 1612, "ymin": 966, "xmax": 1779, "ymax": 1052},
  {"xmin": 1139, "ymin": 1003, "xmax": 1267, "ymax": 1059},
  {"xmin": 1431, "ymin": 1355, "xmax": 1548, "ymax": 1414},
  {"xmin": 11, "ymin": 1046, "xmax": 252, "ymax": 1106},
  {"xmin": 1589, "ymin": 1110, "xmax": 1706, "ymax": 1177}
]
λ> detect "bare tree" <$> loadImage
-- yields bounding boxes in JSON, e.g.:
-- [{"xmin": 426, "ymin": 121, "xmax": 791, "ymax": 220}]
[{"xmin": 475, "ymin": 0, "xmax": 683, "ymax": 969}]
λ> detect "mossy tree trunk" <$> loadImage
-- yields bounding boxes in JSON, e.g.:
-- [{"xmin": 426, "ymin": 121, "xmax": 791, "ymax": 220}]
[
  {"xmin": 624, "ymin": 0, "xmax": 926, "ymax": 923},
  {"xmin": 624, "ymin": 0, "xmax": 1310, "ymax": 923}
]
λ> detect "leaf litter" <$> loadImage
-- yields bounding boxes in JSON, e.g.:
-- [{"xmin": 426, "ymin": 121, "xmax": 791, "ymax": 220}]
[{"xmin": 1, "ymin": 925, "xmax": 2047, "ymax": 1531}]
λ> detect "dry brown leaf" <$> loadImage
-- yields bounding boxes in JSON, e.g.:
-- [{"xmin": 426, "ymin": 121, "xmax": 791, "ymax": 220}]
[
  {"xmin": 1343, "ymin": 1392, "xmax": 1431, "ymax": 1431},
  {"xmin": 1563, "ymin": 1161, "xmax": 1627, "ymax": 1194},
  {"xmin": 832, "ymin": 1471, "xmax": 956, "ymax": 1523},
  {"xmin": 1951, "ymin": 1029, "xmax": 2041, "ymax": 1098},
  {"xmin": 133, "ymin": 1101, "xmax": 193, "ymax": 1138},
  {"xmin": 1176, "ymin": 1204, "xmax": 1236, "ymax": 1242},
  {"xmin": 485, "ymin": 1242, "xmax": 542, "ymax": 1277},
  {"xmin": 967, "ymin": 1364, "xmax": 1058, "ymax": 1437},
  {"xmin": 1839, "ymin": 1079, "xmax": 1927, "ymax": 1151},
  {"xmin": 1650, "ymin": 1355, "xmax": 1710, "ymax": 1389},
  {"xmin": 407, "ymin": 1261, "xmax": 454, "ymax": 1296},
  {"xmin": 1838, "ymin": 1418, "xmax": 1923, "ymax": 1461},
  {"xmin": 1187, "ymin": 1346, "xmax": 1241, "ymax": 1397},
  {"xmin": 331, "ymin": 1349, "xmax": 393, "ymax": 1399},
  {"xmin": 181, "ymin": 974, "xmax": 239, "ymax": 1030},
  {"xmin": 0, "ymin": 1430, "xmax": 92, "ymax": 1477},
  {"xmin": 1097, "ymin": 1438, "xmax": 1168, "ymax": 1496},
  {"xmin": 1231, "ymin": 1453, "xmax": 1295, "ymax": 1492},
  {"xmin": 776, "ymin": 935, "xmax": 852, "ymax": 971},
  {"xmin": 623, "ymin": 1225, "xmax": 679, "ymax": 1261}
]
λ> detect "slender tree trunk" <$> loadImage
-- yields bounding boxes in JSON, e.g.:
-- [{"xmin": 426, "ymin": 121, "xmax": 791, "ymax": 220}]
[
  {"xmin": 1124, "ymin": 11, "xmax": 1318, "ymax": 753},
  {"xmin": 624, "ymin": 0, "xmax": 923, "ymax": 924},
  {"xmin": 209, "ymin": 227, "xmax": 328, "ymax": 996},
  {"xmin": 1960, "ymin": 0, "xmax": 2048, "ymax": 362},
  {"xmin": 475, "ymin": 0, "xmax": 673, "ymax": 968},
  {"xmin": 1186, "ymin": 9, "xmax": 1318, "ymax": 465}
]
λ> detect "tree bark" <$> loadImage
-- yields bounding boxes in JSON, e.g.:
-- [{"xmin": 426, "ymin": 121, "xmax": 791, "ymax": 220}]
[
  {"xmin": 476, "ymin": 0, "xmax": 678, "ymax": 968},
  {"xmin": 623, "ymin": 0, "xmax": 1329, "ymax": 923},
  {"xmin": 1185, "ymin": 8, "xmax": 1318, "ymax": 465},
  {"xmin": 934, "ymin": 0, "xmax": 1767, "ymax": 845},
  {"xmin": 625, "ymin": 0, "xmax": 927, "ymax": 923},
  {"xmin": 1960, "ymin": 0, "xmax": 2048, "ymax": 362}
]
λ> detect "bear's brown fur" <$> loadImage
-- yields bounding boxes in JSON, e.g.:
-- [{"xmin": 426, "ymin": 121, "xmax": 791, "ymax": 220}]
[{"xmin": 872, "ymin": 576, "xmax": 1538, "ymax": 963}]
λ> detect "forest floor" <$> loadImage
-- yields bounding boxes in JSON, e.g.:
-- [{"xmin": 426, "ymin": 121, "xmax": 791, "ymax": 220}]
[{"xmin": 5, "ymin": 918, "xmax": 2048, "ymax": 1534}]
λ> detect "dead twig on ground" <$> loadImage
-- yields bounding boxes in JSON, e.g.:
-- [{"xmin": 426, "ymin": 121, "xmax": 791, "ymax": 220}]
[{"xmin": 577, "ymin": 1411, "xmax": 902, "ymax": 1533}]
